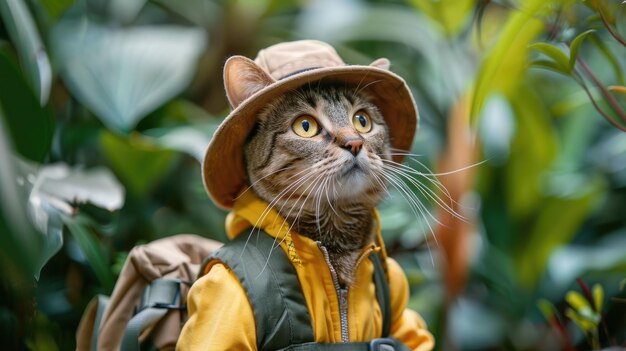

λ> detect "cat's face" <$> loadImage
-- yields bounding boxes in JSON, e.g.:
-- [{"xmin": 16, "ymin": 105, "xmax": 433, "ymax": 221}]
[{"xmin": 244, "ymin": 84, "xmax": 391, "ymax": 215}]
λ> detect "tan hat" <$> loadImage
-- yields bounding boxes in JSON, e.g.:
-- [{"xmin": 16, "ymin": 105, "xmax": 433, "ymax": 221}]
[{"xmin": 203, "ymin": 40, "xmax": 418, "ymax": 209}]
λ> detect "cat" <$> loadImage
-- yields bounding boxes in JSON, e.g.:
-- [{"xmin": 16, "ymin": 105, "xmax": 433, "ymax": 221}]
[{"xmin": 243, "ymin": 83, "xmax": 392, "ymax": 287}]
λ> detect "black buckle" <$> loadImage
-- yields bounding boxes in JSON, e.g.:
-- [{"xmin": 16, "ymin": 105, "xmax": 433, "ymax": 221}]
[
  {"xmin": 138, "ymin": 278, "xmax": 192, "ymax": 312},
  {"xmin": 370, "ymin": 338, "xmax": 397, "ymax": 351}
]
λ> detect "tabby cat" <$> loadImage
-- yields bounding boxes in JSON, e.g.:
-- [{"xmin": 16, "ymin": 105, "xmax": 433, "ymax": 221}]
[{"xmin": 243, "ymin": 83, "xmax": 392, "ymax": 287}]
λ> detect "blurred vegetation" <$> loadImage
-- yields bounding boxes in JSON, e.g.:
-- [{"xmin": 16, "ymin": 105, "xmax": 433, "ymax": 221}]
[{"xmin": 1, "ymin": 0, "xmax": 625, "ymax": 350}]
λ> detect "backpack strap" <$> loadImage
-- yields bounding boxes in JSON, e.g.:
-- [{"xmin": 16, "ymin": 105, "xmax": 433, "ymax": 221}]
[
  {"xmin": 89, "ymin": 295, "xmax": 110, "ymax": 351},
  {"xmin": 121, "ymin": 279, "xmax": 188, "ymax": 351},
  {"xmin": 370, "ymin": 252, "xmax": 391, "ymax": 337},
  {"xmin": 206, "ymin": 231, "xmax": 315, "ymax": 350}
]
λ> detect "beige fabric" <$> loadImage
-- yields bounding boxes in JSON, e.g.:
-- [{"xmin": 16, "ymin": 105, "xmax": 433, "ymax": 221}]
[
  {"xmin": 75, "ymin": 234, "xmax": 222, "ymax": 351},
  {"xmin": 202, "ymin": 40, "xmax": 419, "ymax": 209}
]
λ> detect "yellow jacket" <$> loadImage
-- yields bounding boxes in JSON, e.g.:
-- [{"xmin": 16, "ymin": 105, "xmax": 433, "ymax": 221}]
[{"xmin": 177, "ymin": 191, "xmax": 434, "ymax": 350}]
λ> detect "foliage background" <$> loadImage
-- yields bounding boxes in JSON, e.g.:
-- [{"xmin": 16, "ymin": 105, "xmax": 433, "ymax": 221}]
[{"xmin": 1, "ymin": 0, "xmax": 625, "ymax": 350}]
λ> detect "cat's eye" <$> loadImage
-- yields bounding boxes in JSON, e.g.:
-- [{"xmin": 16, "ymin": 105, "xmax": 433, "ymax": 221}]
[
  {"xmin": 352, "ymin": 110, "xmax": 372, "ymax": 133},
  {"xmin": 292, "ymin": 115, "xmax": 319, "ymax": 138}
]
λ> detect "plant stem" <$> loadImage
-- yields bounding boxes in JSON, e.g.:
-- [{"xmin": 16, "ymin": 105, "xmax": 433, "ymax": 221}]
[
  {"xmin": 598, "ymin": 8, "xmax": 626, "ymax": 48},
  {"xmin": 574, "ymin": 74, "xmax": 626, "ymax": 131},
  {"xmin": 578, "ymin": 58, "xmax": 626, "ymax": 124}
]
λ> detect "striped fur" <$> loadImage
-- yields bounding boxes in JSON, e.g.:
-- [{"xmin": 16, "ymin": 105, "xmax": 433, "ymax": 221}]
[{"xmin": 243, "ymin": 84, "xmax": 391, "ymax": 286}]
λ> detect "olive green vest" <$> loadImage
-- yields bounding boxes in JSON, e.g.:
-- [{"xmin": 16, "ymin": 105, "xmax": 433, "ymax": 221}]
[{"xmin": 205, "ymin": 231, "xmax": 411, "ymax": 351}]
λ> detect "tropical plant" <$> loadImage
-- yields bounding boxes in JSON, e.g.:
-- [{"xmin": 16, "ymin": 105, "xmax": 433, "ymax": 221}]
[{"xmin": 0, "ymin": 0, "xmax": 625, "ymax": 350}]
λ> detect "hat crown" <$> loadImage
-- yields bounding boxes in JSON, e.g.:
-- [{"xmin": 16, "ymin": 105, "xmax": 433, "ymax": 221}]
[{"xmin": 254, "ymin": 40, "xmax": 345, "ymax": 80}]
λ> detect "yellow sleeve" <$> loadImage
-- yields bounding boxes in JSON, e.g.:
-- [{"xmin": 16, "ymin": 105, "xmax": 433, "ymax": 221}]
[
  {"xmin": 386, "ymin": 258, "xmax": 435, "ymax": 351},
  {"xmin": 176, "ymin": 263, "xmax": 257, "ymax": 351}
]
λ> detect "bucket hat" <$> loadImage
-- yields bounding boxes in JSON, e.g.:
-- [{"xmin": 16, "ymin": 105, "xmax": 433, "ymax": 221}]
[{"xmin": 203, "ymin": 40, "xmax": 418, "ymax": 209}]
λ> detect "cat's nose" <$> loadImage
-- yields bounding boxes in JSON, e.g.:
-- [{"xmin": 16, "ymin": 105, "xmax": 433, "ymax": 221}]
[{"xmin": 343, "ymin": 139, "xmax": 363, "ymax": 156}]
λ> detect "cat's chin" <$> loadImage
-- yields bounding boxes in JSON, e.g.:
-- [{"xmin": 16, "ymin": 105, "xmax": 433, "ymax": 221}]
[{"xmin": 333, "ymin": 169, "xmax": 375, "ymax": 200}]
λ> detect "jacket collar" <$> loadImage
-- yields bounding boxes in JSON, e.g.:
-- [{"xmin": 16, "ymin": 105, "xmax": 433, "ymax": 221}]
[{"xmin": 225, "ymin": 190, "xmax": 388, "ymax": 261}]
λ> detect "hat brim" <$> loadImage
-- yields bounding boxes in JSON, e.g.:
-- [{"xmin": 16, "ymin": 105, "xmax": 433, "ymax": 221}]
[{"xmin": 203, "ymin": 65, "xmax": 418, "ymax": 209}]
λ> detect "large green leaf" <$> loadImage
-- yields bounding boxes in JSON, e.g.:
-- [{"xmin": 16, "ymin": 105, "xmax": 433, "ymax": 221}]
[
  {"xmin": 141, "ymin": 100, "xmax": 221, "ymax": 161},
  {"xmin": 506, "ymin": 86, "xmax": 557, "ymax": 218},
  {"xmin": 50, "ymin": 13, "xmax": 207, "ymax": 133},
  {"xmin": 100, "ymin": 131, "xmax": 177, "ymax": 196},
  {"xmin": 471, "ymin": 0, "xmax": 565, "ymax": 124},
  {"xmin": 152, "ymin": 0, "xmax": 222, "ymax": 27},
  {"xmin": 29, "ymin": 163, "xmax": 125, "ymax": 214},
  {"xmin": 516, "ymin": 179, "xmax": 603, "ymax": 288},
  {"xmin": 0, "ymin": 49, "xmax": 54, "ymax": 162},
  {"xmin": 409, "ymin": 0, "xmax": 475, "ymax": 36},
  {"xmin": 143, "ymin": 124, "xmax": 217, "ymax": 162},
  {"xmin": 0, "ymin": 109, "xmax": 43, "ymax": 283},
  {"xmin": 12, "ymin": 160, "xmax": 125, "ymax": 279},
  {"xmin": 108, "ymin": 0, "xmax": 147, "ymax": 23},
  {"xmin": 0, "ymin": 0, "xmax": 52, "ymax": 104},
  {"xmin": 64, "ymin": 215, "xmax": 115, "ymax": 292}
]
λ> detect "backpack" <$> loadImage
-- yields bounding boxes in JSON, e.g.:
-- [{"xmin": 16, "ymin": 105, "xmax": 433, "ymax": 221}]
[
  {"xmin": 76, "ymin": 232, "xmax": 409, "ymax": 351},
  {"xmin": 76, "ymin": 234, "xmax": 222, "ymax": 351}
]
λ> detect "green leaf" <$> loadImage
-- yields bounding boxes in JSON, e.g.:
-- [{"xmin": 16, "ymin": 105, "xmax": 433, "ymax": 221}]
[
  {"xmin": 537, "ymin": 298, "xmax": 557, "ymax": 322},
  {"xmin": 0, "ymin": 49, "xmax": 54, "ymax": 162},
  {"xmin": 592, "ymin": 284, "xmax": 603, "ymax": 312},
  {"xmin": 506, "ymin": 86, "xmax": 557, "ymax": 218},
  {"xmin": 566, "ymin": 290, "xmax": 590, "ymax": 311},
  {"xmin": 29, "ymin": 163, "xmax": 125, "ymax": 214},
  {"xmin": 0, "ymin": 0, "xmax": 52, "ymax": 104},
  {"xmin": 35, "ymin": 0, "xmax": 74, "ymax": 23},
  {"xmin": 528, "ymin": 43, "xmax": 570, "ymax": 73},
  {"xmin": 0, "ymin": 108, "xmax": 43, "ymax": 283},
  {"xmin": 100, "ymin": 131, "xmax": 177, "ymax": 196},
  {"xmin": 64, "ymin": 215, "xmax": 114, "ymax": 292},
  {"xmin": 620, "ymin": 278, "xmax": 626, "ymax": 291},
  {"xmin": 32, "ymin": 203, "xmax": 64, "ymax": 281},
  {"xmin": 50, "ymin": 12, "xmax": 207, "ymax": 133},
  {"xmin": 152, "ymin": 0, "xmax": 222, "ymax": 27},
  {"xmin": 529, "ymin": 59, "xmax": 570, "ymax": 75},
  {"xmin": 471, "ymin": 0, "xmax": 555, "ymax": 124},
  {"xmin": 409, "ymin": 0, "xmax": 475, "ymax": 36},
  {"xmin": 565, "ymin": 307, "xmax": 595, "ymax": 333},
  {"xmin": 142, "ymin": 123, "xmax": 218, "ymax": 162},
  {"xmin": 568, "ymin": 29, "xmax": 595, "ymax": 69},
  {"xmin": 108, "ymin": 0, "xmax": 147, "ymax": 23}
]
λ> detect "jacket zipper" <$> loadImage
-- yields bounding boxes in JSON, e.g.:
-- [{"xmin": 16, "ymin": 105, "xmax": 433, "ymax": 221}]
[{"xmin": 317, "ymin": 242, "xmax": 350, "ymax": 343}]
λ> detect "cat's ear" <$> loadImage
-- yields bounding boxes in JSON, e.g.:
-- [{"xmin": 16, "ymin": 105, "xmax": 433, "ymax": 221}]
[
  {"xmin": 224, "ymin": 56, "xmax": 275, "ymax": 109},
  {"xmin": 370, "ymin": 58, "xmax": 390, "ymax": 71}
]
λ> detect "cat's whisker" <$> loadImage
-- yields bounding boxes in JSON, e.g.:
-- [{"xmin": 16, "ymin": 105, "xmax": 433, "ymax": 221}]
[
  {"xmin": 354, "ymin": 79, "xmax": 383, "ymax": 98},
  {"xmin": 383, "ymin": 167, "xmax": 460, "ymax": 228},
  {"xmin": 236, "ymin": 164, "xmax": 299, "ymax": 199},
  {"xmin": 261, "ymin": 160, "xmax": 338, "ymax": 255},
  {"xmin": 381, "ymin": 157, "xmax": 476, "ymax": 213},
  {"xmin": 371, "ymin": 172, "xmax": 391, "ymax": 198},
  {"xmin": 383, "ymin": 170, "xmax": 438, "ymax": 229},
  {"xmin": 324, "ymin": 176, "xmax": 339, "ymax": 217},
  {"xmin": 267, "ymin": 171, "xmax": 328, "ymax": 269},
  {"xmin": 256, "ymin": 171, "xmax": 326, "ymax": 276},
  {"xmin": 382, "ymin": 165, "xmax": 466, "ymax": 223},
  {"xmin": 382, "ymin": 171, "xmax": 438, "ymax": 267},
  {"xmin": 314, "ymin": 173, "xmax": 328, "ymax": 236},
  {"xmin": 351, "ymin": 73, "xmax": 370, "ymax": 102},
  {"xmin": 241, "ymin": 164, "xmax": 324, "ymax": 258},
  {"xmin": 383, "ymin": 159, "xmax": 457, "ymax": 207}
]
